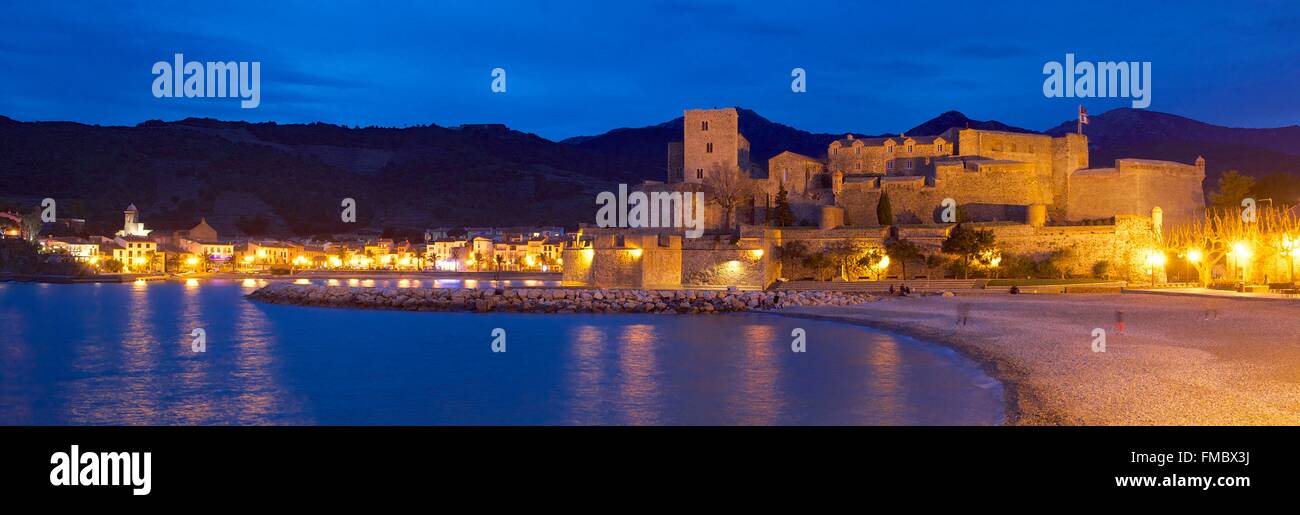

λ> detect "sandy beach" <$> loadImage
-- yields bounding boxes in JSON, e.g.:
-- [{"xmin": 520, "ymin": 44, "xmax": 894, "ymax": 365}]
[{"xmin": 781, "ymin": 292, "xmax": 1300, "ymax": 425}]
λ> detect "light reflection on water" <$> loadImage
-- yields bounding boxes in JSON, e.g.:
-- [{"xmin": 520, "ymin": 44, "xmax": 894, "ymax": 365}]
[{"xmin": 0, "ymin": 281, "xmax": 1002, "ymax": 425}]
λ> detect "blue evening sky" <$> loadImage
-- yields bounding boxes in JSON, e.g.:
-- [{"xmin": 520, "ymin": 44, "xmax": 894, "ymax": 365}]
[{"xmin": 1, "ymin": 0, "xmax": 1297, "ymax": 139}]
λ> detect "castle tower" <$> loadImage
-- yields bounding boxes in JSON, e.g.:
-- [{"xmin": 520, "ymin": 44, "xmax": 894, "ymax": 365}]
[
  {"xmin": 1051, "ymin": 133, "xmax": 1089, "ymax": 220},
  {"xmin": 682, "ymin": 108, "xmax": 749, "ymax": 184},
  {"xmin": 124, "ymin": 204, "xmax": 138, "ymax": 228},
  {"xmin": 116, "ymin": 203, "xmax": 152, "ymax": 238}
]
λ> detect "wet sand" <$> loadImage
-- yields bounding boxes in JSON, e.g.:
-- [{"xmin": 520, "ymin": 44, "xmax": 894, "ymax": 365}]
[{"xmin": 781, "ymin": 292, "xmax": 1300, "ymax": 425}]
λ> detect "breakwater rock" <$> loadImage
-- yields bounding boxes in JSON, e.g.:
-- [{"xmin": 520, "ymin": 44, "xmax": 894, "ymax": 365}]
[{"xmin": 247, "ymin": 283, "xmax": 874, "ymax": 314}]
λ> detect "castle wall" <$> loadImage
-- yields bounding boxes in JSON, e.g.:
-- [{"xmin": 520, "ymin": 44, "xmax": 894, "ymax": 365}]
[
  {"xmin": 935, "ymin": 159, "xmax": 1051, "ymax": 206},
  {"xmin": 680, "ymin": 240, "xmax": 774, "ymax": 289},
  {"xmin": 1066, "ymin": 159, "xmax": 1205, "ymax": 227},
  {"xmin": 568, "ymin": 229, "xmax": 774, "ymax": 289},
  {"xmin": 984, "ymin": 216, "xmax": 1162, "ymax": 281},
  {"xmin": 767, "ymin": 152, "xmax": 825, "ymax": 195}
]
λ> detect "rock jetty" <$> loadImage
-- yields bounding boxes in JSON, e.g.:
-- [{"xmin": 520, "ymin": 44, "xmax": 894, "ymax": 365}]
[{"xmin": 247, "ymin": 283, "xmax": 874, "ymax": 314}]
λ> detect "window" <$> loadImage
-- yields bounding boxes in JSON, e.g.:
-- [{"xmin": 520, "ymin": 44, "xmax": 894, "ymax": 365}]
[
  {"xmin": 701, "ymin": 121, "xmax": 709, "ymax": 131},
  {"xmin": 696, "ymin": 168, "xmax": 704, "ymax": 179},
  {"xmin": 887, "ymin": 145, "xmax": 894, "ymax": 153},
  {"xmin": 855, "ymin": 147, "xmax": 860, "ymax": 155},
  {"xmin": 905, "ymin": 160, "xmax": 913, "ymax": 170},
  {"xmin": 907, "ymin": 145, "xmax": 913, "ymax": 153},
  {"xmin": 886, "ymin": 161, "xmax": 894, "ymax": 172},
  {"xmin": 937, "ymin": 144, "xmax": 944, "ymax": 153},
  {"xmin": 706, "ymin": 142, "xmax": 713, "ymax": 153}
]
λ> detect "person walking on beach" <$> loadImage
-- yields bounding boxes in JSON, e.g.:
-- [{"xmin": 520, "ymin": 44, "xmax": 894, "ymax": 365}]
[
  {"xmin": 956, "ymin": 302, "xmax": 971, "ymax": 327},
  {"xmin": 1202, "ymin": 298, "xmax": 1220, "ymax": 321},
  {"xmin": 1115, "ymin": 310, "xmax": 1125, "ymax": 335}
]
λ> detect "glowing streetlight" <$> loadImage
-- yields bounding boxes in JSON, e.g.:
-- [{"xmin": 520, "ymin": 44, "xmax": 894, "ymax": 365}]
[
  {"xmin": 1145, "ymin": 250, "xmax": 1167, "ymax": 287},
  {"xmin": 1232, "ymin": 241, "xmax": 1252, "ymax": 284},
  {"xmin": 1186, "ymin": 248, "xmax": 1203, "ymax": 263}
]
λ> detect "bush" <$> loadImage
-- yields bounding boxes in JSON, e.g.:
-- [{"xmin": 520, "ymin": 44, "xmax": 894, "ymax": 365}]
[
  {"xmin": 101, "ymin": 258, "xmax": 124, "ymax": 273},
  {"xmin": 1091, "ymin": 260, "xmax": 1112, "ymax": 279},
  {"xmin": 998, "ymin": 253, "xmax": 1037, "ymax": 278},
  {"xmin": 0, "ymin": 239, "xmax": 93, "ymax": 276}
]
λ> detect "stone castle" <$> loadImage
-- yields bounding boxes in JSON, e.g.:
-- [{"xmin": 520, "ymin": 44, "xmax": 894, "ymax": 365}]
[
  {"xmin": 564, "ymin": 107, "xmax": 1206, "ymax": 289},
  {"xmin": 671, "ymin": 107, "xmax": 1204, "ymax": 230}
]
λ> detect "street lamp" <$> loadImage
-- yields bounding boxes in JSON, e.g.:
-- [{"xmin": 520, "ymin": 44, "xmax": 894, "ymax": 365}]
[
  {"xmin": 1184, "ymin": 248, "xmax": 1204, "ymax": 287},
  {"xmin": 1145, "ymin": 250, "xmax": 1166, "ymax": 287},
  {"xmin": 1232, "ymin": 241, "xmax": 1252, "ymax": 285}
]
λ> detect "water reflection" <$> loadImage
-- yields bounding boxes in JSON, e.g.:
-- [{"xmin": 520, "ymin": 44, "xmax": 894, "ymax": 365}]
[
  {"xmin": 735, "ymin": 324, "xmax": 781, "ymax": 425},
  {"xmin": 616, "ymin": 324, "xmax": 660, "ymax": 425},
  {"xmin": 1, "ymin": 283, "xmax": 1003, "ymax": 425},
  {"xmin": 566, "ymin": 325, "xmax": 608, "ymax": 424}
]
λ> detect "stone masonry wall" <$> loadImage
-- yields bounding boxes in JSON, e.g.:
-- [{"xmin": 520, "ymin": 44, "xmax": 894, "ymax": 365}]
[
  {"xmin": 683, "ymin": 108, "xmax": 742, "ymax": 184},
  {"xmin": 1066, "ymin": 159, "xmax": 1205, "ymax": 228}
]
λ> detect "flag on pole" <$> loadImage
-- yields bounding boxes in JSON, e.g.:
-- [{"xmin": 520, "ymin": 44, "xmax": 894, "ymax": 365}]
[{"xmin": 1079, "ymin": 105, "xmax": 1090, "ymax": 125}]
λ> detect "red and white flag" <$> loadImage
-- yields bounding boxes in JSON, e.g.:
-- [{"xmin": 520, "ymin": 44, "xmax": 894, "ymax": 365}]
[{"xmin": 1078, "ymin": 105, "xmax": 1090, "ymax": 125}]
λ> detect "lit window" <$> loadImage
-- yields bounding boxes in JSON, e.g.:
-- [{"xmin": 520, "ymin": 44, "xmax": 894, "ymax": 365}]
[
  {"xmin": 907, "ymin": 145, "xmax": 913, "ymax": 153},
  {"xmin": 937, "ymin": 144, "xmax": 944, "ymax": 153}
]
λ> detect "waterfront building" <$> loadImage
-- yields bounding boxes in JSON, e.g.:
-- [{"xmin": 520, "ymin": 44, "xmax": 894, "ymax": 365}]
[
  {"xmin": 40, "ymin": 236, "xmax": 100, "ymax": 263},
  {"xmin": 114, "ymin": 204, "xmax": 152, "ymax": 238}
]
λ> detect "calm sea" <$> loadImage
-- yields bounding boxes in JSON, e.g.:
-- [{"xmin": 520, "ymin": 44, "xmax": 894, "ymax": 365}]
[{"xmin": 0, "ymin": 280, "xmax": 1002, "ymax": 425}]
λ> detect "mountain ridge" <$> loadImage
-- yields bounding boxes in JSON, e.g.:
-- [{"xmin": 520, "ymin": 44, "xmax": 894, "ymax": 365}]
[{"xmin": 3, "ymin": 107, "xmax": 1299, "ymax": 235}]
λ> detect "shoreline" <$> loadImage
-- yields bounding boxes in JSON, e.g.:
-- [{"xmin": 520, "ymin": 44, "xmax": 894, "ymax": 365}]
[
  {"xmin": 768, "ymin": 309, "xmax": 1041, "ymax": 426},
  {"xmin": 779, "ymin": 293, "xmax": 1300, "ymax": 426}
]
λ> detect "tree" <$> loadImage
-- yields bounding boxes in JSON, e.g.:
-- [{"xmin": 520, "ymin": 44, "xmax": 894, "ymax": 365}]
[
  {"xmin": 876, "ymin": 192, "xmax": 894, "ymax": 226},
  {"xmin": 101, "ymin": 258, "xmax": 124, "ymax": 273},
  {"xmin": 1047, "ymin": 246, "xmax": 1078, "ymax": 279},
  {"xmin": 772, "ymin": 184, "xmax": 796, "ymax": 227},
  {"xmin": 941, "ymin": 224, "xmax": 996, "ymax": 279},
  {"xmin": 777, "ymin": 241, "xmax": 809, "ymax": 278},
  {"xmin": 1166, "ymin": 206, "xmax": 1299, "ymax": 286},
  {"xmin": 703, "ymin": 162, "xmax": 754, "ymax": 231},
  {"xmin": 801, "ymin": 252, "xmax": 835, "ymax": 281},
  {"xmin": 885, "ymin": 237, "xmax": 923, "ymax": 281},
  {"xmin": 825, "ymin": 241, "xmax": 884, "ymax": 281},
  {"xmin": 1210, "ymin": 170, "xmax": 1256, "ymax": 213},
  {"xmin": 1250, "ymin": 173, "xmax": 1300, "ymax": 209},
  {"xmin": 21, "ymin": 206, "xmax": 43, "ymax": 242}
]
